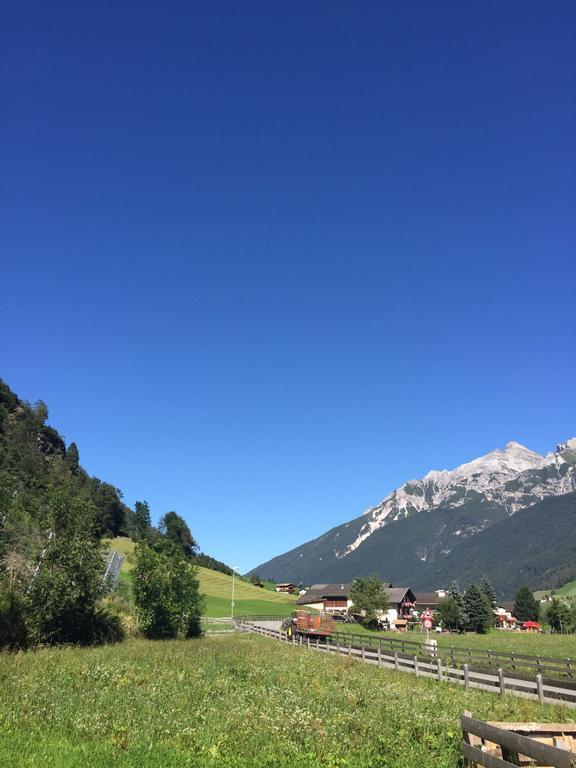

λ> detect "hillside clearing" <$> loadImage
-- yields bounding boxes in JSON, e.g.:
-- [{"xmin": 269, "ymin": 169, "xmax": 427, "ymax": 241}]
[
  {"xmin": 0, "ymin": 635, "xmax": 572, "ymax": 768},
  {"xmin": 104, "ymin": 537, "xmax": 296, "ymax": 616}
]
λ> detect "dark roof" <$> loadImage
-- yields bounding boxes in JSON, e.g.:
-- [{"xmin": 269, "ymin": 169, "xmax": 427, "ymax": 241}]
[
  {"xmin": 297, "ymin": 583, "xmax": 414, "ymax": 606},
  {"xmin": 296, "ymin": 583, "xmax": 352, "ymax": 604},
  {"xmin": 386, "ymin": 587, "xmax": 416, "ymax": 604},
  {"xmin": 275, "ymin": 583, "xmax": 296, "ymax": 587},
  {"xmin": 415, "ymin": 592, "xmax": 445, "ymax": 605}
]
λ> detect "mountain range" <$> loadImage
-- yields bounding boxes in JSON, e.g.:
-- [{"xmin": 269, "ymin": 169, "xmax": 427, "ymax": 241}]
[{"xmin": 250, "ymin": 439, "xmax": 576, "ymax": 597}]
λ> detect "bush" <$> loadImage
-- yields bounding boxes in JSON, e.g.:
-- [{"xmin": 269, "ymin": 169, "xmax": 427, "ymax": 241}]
[
  {"xmin": 89, "ymin": 605, "xmax": 126, "ymax": 645},
  {"xmin": 133, "ymin": 544, "xmax": 203, "ymax": 639},
  {"xmin": 0, "ymin": 586, "xmax": 29, "ymax": 650}
]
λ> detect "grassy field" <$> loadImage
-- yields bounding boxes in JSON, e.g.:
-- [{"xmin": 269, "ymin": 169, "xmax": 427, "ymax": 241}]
[
  {"xmin": 1, "ymin": 635, "xmax": 572, "ymax": 768},
  {"xmin": 556, "ymin": 579, "xmax": 576, "ymax": 598},
  {"xmin": 332, "ymin": 624, "xmax": 576, "ymax": 658},
  {"xmin": 104, "ymin": 537, "xmax": 296, "ymax": 617}
]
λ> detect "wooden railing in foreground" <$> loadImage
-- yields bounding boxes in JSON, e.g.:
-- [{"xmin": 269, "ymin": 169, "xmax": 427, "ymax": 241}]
[
  {"xmin": 235, "ymin": 620, "xmax": 576, "ymax": 709},
  {"xmin": 461, "ymin": 712, "xmax": 576, "ymax": 767}
]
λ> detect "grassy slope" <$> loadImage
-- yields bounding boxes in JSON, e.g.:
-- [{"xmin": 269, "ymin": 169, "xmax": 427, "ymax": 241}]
[
  {"xmin": 105, "ymin": 537, "xmax": 296, "ymax": 617},
  {"xmin": 0, "ymin": 635, "xmax": 570, "ymax": 768},
  {"xmin": 556, "ymin": 578, "xmax": 576, "ymax": 598}
]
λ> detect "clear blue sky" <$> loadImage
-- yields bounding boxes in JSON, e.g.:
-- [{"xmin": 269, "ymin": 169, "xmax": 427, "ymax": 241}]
[{"xmin": 1, "ymin": 2, "xmax": 575, "ymax": 572}]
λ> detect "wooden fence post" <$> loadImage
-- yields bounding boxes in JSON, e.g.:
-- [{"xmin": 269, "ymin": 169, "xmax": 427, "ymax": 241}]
[
  {"xmin": 438, "ymin": 657, "xmax": 443, "ymax": 682},
  {"xmin": 348, "ymin": 643, "xmax": 352, "ymax": 657},
  {"xmin": 498, "ymin": 668, "xmax": 505, "ymax": 695},
  {"xmin": 464, "ymin": 663, "xmax": 470, "ymax": 689},
  {"xmin": 377, "ymin": 646, "xmax": 382, "ymax": 668},
  {"xmin": 414, "ymin": 655, "xmax": 419, "ymax": 676},
  {"xmin": 536, "ymin": 673, "xmax": 544, "ymax": 704},
  {"xmin": 394, "ymin": 651, "xmax": 399, "ymax": 671}
]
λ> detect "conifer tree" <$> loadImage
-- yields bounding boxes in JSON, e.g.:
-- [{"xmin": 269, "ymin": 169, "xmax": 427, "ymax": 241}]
[
  {"xmin": 480, "ymin": 578, "xmax": 497, "ymax": 609},
  {"xmin": 463, "ymin": 583, "xmax": 493, "ymax": 633},
  {"xmin": 66, "ymin": 442, "xmax": 80, "ymax": 474},
  {"xmin": 133, "ymin": 500, "xmax": 152, "ymax": 540},
  {"xmin": 514, "ymin": 586, "xmax": 540, "ymax": 623},
  {"xmin": 449, "ymin": 582, "xmax": 468, "ymax": 630}
]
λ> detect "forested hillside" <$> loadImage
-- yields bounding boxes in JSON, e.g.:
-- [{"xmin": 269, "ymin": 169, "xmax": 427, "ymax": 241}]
[
  {"xmin": 0, "ymin": 378, "xmax": 136, "ymax": 558},
  {"xmin": 0, "ymin": 378, "xmax": 221, "ymax": 647}
]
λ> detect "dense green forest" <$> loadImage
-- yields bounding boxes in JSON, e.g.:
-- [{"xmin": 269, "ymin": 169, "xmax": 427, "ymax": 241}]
[{"xmin": 0, "ymin": 378, "xmax": 134, "ymax": 548}]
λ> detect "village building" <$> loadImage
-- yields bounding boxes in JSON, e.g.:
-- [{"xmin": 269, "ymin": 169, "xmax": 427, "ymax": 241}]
[
  {"xmin": 296, "ymin": 583, "xmax": 353, "ymax": 612},
  {"xmin": 381, "ymin": 587, "xmax": 417, "ymax": 630},
  {"xmin": 296, "ymin": 583, "xmax": 417, "ymax": 630},
  {"xmin": 274, "ymin": 582, "xmax": 297, "ymax": 594},
  {"xmin": 493, "ymin": 605, "xmax": 516, "ymax": 629},
  {"xmin": 414, "ymin": 589, "xmax": 447, "ymax": 615}
]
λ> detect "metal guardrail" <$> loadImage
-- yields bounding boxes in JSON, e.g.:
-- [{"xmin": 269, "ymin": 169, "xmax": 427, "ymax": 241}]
[
  {"xmin": 236, "ymin": 620, "xmax": 576, "ymax": 709},
  {"xmin": 103, "ymin": 550, "xmax": 124, "ymax": 592}
]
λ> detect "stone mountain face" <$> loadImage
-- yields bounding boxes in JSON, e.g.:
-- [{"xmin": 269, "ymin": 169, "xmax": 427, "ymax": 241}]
[{"xmin": 250, "ymin": 439, "xmax": 576, "ymax": 593}]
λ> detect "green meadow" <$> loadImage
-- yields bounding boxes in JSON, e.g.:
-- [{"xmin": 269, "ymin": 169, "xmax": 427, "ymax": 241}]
[{"xmin": 1, "ymin": 635, "xmax": 572, "ymax": 768}]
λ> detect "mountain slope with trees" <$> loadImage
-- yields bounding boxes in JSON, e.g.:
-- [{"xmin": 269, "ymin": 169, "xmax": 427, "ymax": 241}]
[
  {"xmin": 0, "ymin": 378, "xmax": 212, "ymax": 647},
  {"xmin": 250, "ymin": 441, "xmax": 576, "ymax": 597}
]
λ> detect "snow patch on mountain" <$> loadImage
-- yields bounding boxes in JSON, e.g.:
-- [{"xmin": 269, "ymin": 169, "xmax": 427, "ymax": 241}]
[{"xmin": 336, "ymin": 439, "xmax": 576, "ymax": 558}]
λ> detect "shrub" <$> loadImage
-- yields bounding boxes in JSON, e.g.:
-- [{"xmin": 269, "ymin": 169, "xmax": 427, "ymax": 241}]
[
  {"xmin": 89, "ymin": 604, "xmax": 126, "ymax": 644},
  {"xmin": 0, "ymin": 586, "xmax": 29, "ymax": 650},
  {"xmin": 132, "ymin": 544, "xmax": 203, "ymax": 639}
]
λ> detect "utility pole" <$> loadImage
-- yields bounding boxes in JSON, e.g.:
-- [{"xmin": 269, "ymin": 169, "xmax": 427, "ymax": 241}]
[{"xmin": 231, "ymin": 565, "xmax": 239, "ymax": 621}]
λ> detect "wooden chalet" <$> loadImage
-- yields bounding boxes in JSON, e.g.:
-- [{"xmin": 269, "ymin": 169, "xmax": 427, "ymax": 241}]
[
  {"xmin": 414, "ymin": 589, "xmax": 448, "ymax": 614},
  {"xmin": 296, "ymin": 583, "xmax": 354, "ymax": 612},
  {"xmin": 385, "ymin": 587, "xmax": 417, "ymax": 619},
  {"xmin": 274, "ymin": 582, "xmax": 297, "ymax": 594}
]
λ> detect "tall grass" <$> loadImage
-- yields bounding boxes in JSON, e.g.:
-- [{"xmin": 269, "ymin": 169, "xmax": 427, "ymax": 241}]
[{"xmin": 0, "ymin": 635, "xmax": 572, "ymax": 768}]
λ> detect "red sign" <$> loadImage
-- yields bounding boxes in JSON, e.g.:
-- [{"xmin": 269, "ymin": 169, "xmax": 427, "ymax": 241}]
[
  {"xmin": 423, "ymin": 618, "xmax": 433, "ymax": 630},
  {"xmin": 421, "ymin": 608, "xmax": 433, "ymax": 620}
]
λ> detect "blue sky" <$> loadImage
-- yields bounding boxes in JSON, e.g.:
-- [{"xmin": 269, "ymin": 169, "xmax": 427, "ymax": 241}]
[{"xmin": 1, "ymin": 2, "xmax": 575, "ymax": 572}]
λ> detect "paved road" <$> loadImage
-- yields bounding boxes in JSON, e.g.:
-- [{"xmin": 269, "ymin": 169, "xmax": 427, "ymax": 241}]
[{"xmin": 250, "ymin": 619, "xmax": 283, "ymax": 632}]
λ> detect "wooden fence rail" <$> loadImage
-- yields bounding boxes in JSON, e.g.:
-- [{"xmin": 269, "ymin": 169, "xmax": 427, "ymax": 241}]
[
  {"xmin": 329, "ymin": 630, "xmax": 576, "ymax": 682},
  {"xmin": 237, "ymin": 617, "xmax": 575, "ymax": 681},
  {"xmin": 461, "ymin": 713, "xmax": 576, "ymax": 767},
  {"xmin": 235, "ymin": 620, "xmax": 576, "ymax": 709}
]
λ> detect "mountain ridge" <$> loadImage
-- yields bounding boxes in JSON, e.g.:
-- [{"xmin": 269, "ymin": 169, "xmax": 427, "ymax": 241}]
[{"xmin": 250, "ymin": 438, "xmax": 576, "ymax": 594}]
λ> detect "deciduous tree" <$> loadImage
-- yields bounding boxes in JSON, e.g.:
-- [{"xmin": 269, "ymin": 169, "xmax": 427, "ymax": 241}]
[
  {"xmin": 132, "ymin": 543, "xmax": 203, "ymax": 639},
  {"xmin": 350, "ymin": 575, "xmax": 389, "ymax": 625},
  {"xmin": 437, "ymin": 596, "xmax": 464, "ymax": 631}
]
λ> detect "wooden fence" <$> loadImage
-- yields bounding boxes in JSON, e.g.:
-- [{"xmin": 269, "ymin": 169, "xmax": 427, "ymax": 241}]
[
  {"xmin": 461, "ymin": 712, "xmax": 576, "ymax": 767},
  {"xmin": 202, "ymin": 617, "xmax": 234, "ymax": 635},
  {"xmin": 330, "ymin": 630, "xmax": 576, "ymax": 683},
  {"xmin": 236, "ymin": 620, "xmax": 576, "ymax": 708},
  {"xmin": 239, "ymin": 616, "xmax": 576, "ymax": 684}
]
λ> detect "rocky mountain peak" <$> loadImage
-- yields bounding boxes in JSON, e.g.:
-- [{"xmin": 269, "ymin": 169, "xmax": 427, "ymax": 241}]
[{"xmin": 337, "ymin": 439, "xmax": 575, "ymax": 559}]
